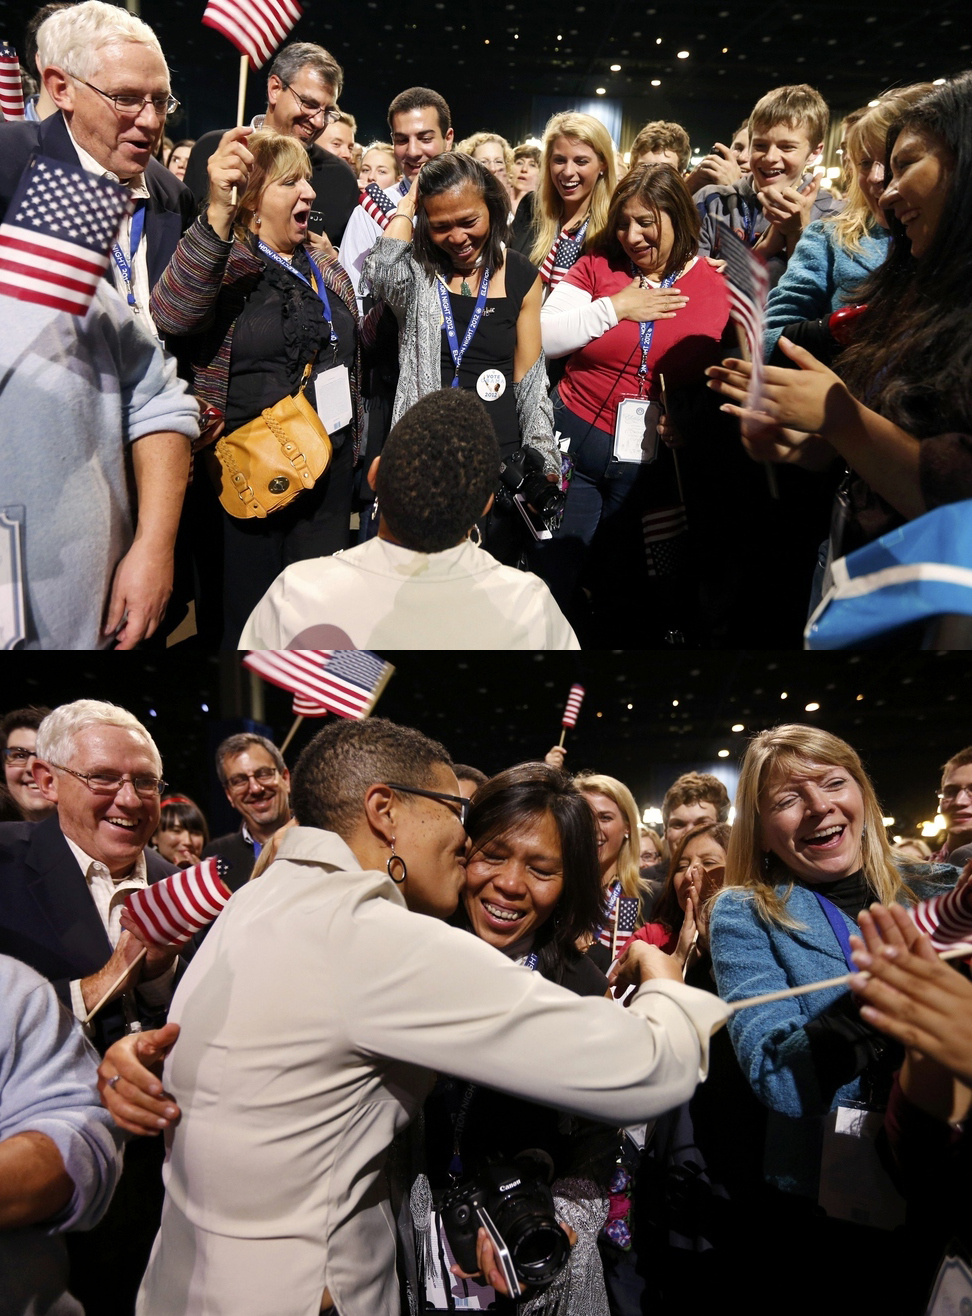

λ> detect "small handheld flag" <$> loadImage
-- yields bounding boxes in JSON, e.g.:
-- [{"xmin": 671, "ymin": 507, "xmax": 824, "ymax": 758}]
[
  {"xmin": 0, "ymin": 154, "xmax": 133, "ymax": 316},
  {"xmin": 244, "ymin": 649, "xmax": 395, "ymax": 720},
  {"xmin": 202, "ymin": 0, "xmax": 303, "ymax": 69},
  {"xmin": 124, "ymin": 857, "xmax": 232, "ymax": 948},
  {"xmin": 911, "ymin": 879, "xmax": 972, "ymax": 951},
  {"xmin": 359, "ymin": 182, "xmax": 398, "ymax": 230},
  {"xmin": 0, "ymin": 42, "xmax": 25, "ymax": 121},
  {"xmin": 561, "ymin": 683, "xmax": 585, "ymax": 728},
  {"xmin": 714, "ymin": 224, "xmax": 770, "ymax": 421}
]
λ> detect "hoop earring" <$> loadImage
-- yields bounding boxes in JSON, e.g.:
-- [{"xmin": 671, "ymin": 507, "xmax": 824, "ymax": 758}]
[{"xmin": 387, "ymin": 839, "xmax": 407, "ymax": 885}]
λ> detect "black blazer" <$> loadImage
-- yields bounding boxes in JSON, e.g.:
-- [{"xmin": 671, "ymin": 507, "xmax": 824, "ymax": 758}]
[
  {"xmin": 0, "ymin": 814, "xmax": 178, "ymax": 1052},
  {"xmin": 0, "ymin": 111, "xmax": 194, "ymax": 289},
  {"xmin": 202, "ymin": 828, "xmax": 256, "ymax": 892}
]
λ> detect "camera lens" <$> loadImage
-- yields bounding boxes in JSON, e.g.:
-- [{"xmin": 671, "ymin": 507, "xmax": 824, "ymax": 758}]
[{"xmin": 506, "ymin": 1217, "xmax": 570, "ymax": 1284}]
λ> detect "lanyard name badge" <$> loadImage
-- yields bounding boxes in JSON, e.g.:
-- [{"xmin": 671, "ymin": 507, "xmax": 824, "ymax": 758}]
[
  {"xmin": 812, "ymin": 890, "xmax": 907, "ymax": 1231},
  {"xmin": 613, "ymin": 266, "xmax": 679, "ymax": 465},
  {"xmin": 258, "ymin": 240, "xmax": 353, "ymax": 433},
  {"xmin": 111, "ymin": 200, "xmax": 146, "ymax": 312},
  {"xmin": 437, "ymin": 267, "xmax": 491, "ymax": 388}
]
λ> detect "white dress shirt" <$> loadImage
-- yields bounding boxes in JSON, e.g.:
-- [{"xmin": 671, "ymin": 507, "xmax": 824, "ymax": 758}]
[
  {"xmin": 339, "ymin": 177, "xmax": 410, "ymax": 306},
  {"xmin": 66, "ymin": 120, "xmax": 154, "ymax": 331},
  {"xmin": 239, "ymin": 534, "xmax": 580, "ymax": 650},
  {"xmin": 64, "ymin": 837, "xmax": 173, "ymax": 1023}
]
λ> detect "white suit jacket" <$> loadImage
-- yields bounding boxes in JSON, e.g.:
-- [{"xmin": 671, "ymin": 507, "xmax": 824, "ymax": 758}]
[{"xmin": 137, "ymin": 827, "xmax": 729, "ymax": 1316}]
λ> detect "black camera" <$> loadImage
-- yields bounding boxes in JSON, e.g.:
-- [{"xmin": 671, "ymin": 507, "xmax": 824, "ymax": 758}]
[
  {"xmin": 498, "ymin": 445, "xmax": 565, "ymax": 523},
  {"xmin": 440, "ymin": 1160, "xmax": 569, "ymax": 1296}
]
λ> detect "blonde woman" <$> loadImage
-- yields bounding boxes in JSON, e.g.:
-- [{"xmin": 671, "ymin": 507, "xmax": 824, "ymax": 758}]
[
  {"xmin": 357, "ymin": 141, "xmax": 401, "ymax": 192},
  {"xmin": 708, "ymin": 724, "xmax": 956, "ymax": 1203},
  {"xmin": 457, "ymin": 130, "xmax": 516, "ymax": 192},
  {"xmin": 510, "ymin": 112, "xmax": 617, "ymax": 292},
  {"xmin": 762, "ymin": 83, "xmax": 932, "ymax": 360},
  {"xmin": 574, "ymin": 772, "xmax": 646, "ymax": 960}
]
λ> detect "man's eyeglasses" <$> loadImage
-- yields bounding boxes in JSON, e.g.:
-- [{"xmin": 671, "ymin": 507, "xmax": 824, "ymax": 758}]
[
  {"xmin": 385, "ymin": 782, "xmax": 470, "ymax": 827},
  {"xmin": 282, "ymin": 83, "xmax": 341, "ymax": 125},
  {"xmin": 1, "ymin": 747, "xmax": 34, "ymax": 764},
  {"xmin": 939, "ymin": 785, "xmax": 972, "ymax": 804},
  {"xmin": 51, "ymin": 764, "xmax": 166, "ymax": 798},
  {"xmin": 226, "ymin": 766, "xmax": 279, "ymax": 793},
  {"xmin": 71, "ymin": 76, "xmax": 179, "ymax": 117}
]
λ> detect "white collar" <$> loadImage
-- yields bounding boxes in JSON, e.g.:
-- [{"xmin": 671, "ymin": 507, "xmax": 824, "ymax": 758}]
[
  {"xmin": 64, "ymin": 832, "xmax": 148, "ymax": 885},
  {"xmin": 65, "ymin": 115, "xmax": 150, "ymax": 198}
]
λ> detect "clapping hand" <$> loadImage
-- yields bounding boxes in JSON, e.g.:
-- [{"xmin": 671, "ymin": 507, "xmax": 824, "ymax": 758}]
[{"xmin": 758, "ymin": 174, "xmax": 820, "ymax": 239}]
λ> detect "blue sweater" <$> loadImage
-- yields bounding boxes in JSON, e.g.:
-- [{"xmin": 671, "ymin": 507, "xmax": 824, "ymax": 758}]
[
  {"xmin": 708, "ymin": 864, "xmax": 955, "ymax": 1196},
  {"xmin": 763, "ymin": 220, "xmax": 890, "ymax": 360}
]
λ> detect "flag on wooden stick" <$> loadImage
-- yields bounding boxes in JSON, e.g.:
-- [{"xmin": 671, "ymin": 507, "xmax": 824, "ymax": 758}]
[
  {"xmin": 561, "ymin": 684, "xmax": 585, "ymax": 728},
  {"xmin": 124, "ymin": 858, "xmax": 232, "ymax": 948},
  {"xmin": 202, "ymin": 0, "xmax": 303, "ymax": 69},
  {"xmin": 244, "ymin": 649, "xmax": 394, "ymax": 720},
  {"xmin": 714, "ymin": 224, "xmax": 770, "ymax": 418},
  {"xmin": 911, "ymin": 879, "xmax": 972, "ymax": 951}
]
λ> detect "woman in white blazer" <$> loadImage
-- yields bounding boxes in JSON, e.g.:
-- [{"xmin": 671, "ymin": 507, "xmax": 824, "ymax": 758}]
[{"xmin": 111, "ymin": 718, "xmax": 728, "ymax": 1316}]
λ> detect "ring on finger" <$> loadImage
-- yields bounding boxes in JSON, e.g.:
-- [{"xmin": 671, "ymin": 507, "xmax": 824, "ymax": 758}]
[{"xmin": 107, "ymin": 1074, "xmax": 122, "ymax": 1089}]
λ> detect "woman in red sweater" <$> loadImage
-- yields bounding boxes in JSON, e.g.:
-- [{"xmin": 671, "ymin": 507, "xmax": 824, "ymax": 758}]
[{"xmin": 538, "ymin": 164, "xmax": 731, "ymax": 637}]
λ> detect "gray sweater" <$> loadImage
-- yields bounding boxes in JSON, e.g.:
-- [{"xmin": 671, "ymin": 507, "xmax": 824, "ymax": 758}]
[{"xmin": 362, "ymin": 237, "xmax": 559, "ymax": 475}]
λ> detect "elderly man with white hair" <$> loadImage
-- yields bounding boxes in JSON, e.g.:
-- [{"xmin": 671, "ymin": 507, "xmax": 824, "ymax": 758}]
[
  {"xmin": 0, "ymin": 698, "xmax": 181, "ymax": 1313},
  {"xmin": 0, "ymin": 0, "xmax": 194, "ymax": 323}
]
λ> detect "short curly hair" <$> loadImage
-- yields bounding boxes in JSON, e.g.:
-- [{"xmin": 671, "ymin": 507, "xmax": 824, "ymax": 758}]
[
  {"xmin": 291, "ymin": 717, "xmax": 452, "ymax": 838},
  {"xmin": 630, "ymin": 120, "xmax": 692, "ymax": 172},
  {"xmin": 376, "ymin": 390, "xmax": 499, "ymax": 553}
]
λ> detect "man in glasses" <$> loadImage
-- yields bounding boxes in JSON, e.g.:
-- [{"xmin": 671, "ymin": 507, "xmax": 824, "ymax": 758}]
[
  {"xmin": 0, "ymin": 706, "xmax": 55, "ymax": 823},
  {"xmin": 182, "ymin": 42, "xmax": 359, "ymax": 249},
  {"xmin": 0, "ymin": 698, "xmax": 182, "ymax": 1312},
  {"xmin": 204, "ymin": 734, "xmax": 293, "ymax": 890},
  {"xmin": 933, "ymin": 746, "xmax": 972, "ymax": 866},
  {"xmin": 0, "ymin": 1, "xmax": 194, "ymax": 329}
]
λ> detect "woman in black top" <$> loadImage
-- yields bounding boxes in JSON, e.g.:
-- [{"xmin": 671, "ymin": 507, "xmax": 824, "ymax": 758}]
[
  {"xmin": 151, "ymin": 127, "xmax": 363, "ymax": 646},
  {"xmin": 409, "ymin": 763, "xmax": 617, "ymax": 1315},
  {"xmin": 362, "ymin": 153, "xmax": 559, "ymax": 566}
]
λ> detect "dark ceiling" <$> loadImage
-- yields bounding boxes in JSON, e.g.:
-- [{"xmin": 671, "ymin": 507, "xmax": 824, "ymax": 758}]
[
  {"xmin": 6, "ymin": 651, "xmax": 970, "ymax": 842},
  {"xmin": 3, "ymin": 0, "xmax": 967, "ymax": 148}
]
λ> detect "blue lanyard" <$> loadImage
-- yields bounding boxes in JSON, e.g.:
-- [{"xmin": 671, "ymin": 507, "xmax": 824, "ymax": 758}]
[
  {"xmin": 111, "ymin": 200, "xmax": 146, "ymax": 310},
  {"xmin": 812, "ymin": 891, "xmax": 857, "ymax": 971},
  {"xmin": 436, "ymin": 267, "xmax": 491, "ymax": 388},
  {"xmin": 257, "ymin": 239, "xmax": 338, "ymax": 344},
  {"xmin": 632, "ymin": 262, "xmax": 680, "ymax": 387}
]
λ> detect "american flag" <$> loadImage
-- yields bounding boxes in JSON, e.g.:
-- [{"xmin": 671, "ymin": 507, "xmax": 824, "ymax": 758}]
[
  {"xmin": 202, "ymin": 0, "xmax": 303, "ymax": 70},
  {"xmin": 911, "ymin": 880, "xmax": 972, "ymax": 952},
  {"xmin": 124, "ymin": 858, "xmax": 232, "ymax": 948},
  {"xmin": 359, "ymin": 182, "xmax": 399, "ymax": 230},
  {"xmin": 713, "ymin": 223, "xmax": 770, "ymax": 418},
  {"xmin": 614, "ymin": 895, "xmax": 640, "ymax": 956},
  {"xmin": 642, "ymin": 503, "xmax": 689, "ymax": 578},
  {"xmin": 0, "ymin": 155, "xmax": 133, "ymax": 316},
  {"xmin": 292, "ymin": 691, "xmax": 328, "ymax": 718},
  {"xmin": 0, "ymin": 42, "xmax": 24, "ymax": 120},
  {"xmin": 561, "ymin": 683, "xmax": 585, "ymax": 728},
  {"xmin": 539, "ymin": 216, "xmax": 589, "ymax": 290},
  {"xmin": 244, "ymin": 649, "xmax": 394, "ymax": 719}
]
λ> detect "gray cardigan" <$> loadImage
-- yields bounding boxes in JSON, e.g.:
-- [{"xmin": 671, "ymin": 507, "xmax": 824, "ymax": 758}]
[{"xmin": 362, "ymin": 237, "xmax": 559, "ymax": 475}]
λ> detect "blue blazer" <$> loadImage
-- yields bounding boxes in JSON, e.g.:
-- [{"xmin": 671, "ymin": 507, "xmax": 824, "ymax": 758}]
[
  {"xmin": 0, "ymin": 814, "xmax": 177, "ymax": 1052},
  {"xmin": 709, "ymin": 864, "xmax": 956, "ymax": 1194}
]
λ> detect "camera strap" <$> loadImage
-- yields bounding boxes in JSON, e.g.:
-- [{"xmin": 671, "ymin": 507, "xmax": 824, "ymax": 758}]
[{"xmin": 437, "ymin": 267, "xmax": 492, "ymax": 388}]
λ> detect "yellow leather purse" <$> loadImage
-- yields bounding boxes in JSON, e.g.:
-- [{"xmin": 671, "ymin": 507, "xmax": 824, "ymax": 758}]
[{"xmin": 209, "ymin": 362, "xmax": 332, "ymax": 519}]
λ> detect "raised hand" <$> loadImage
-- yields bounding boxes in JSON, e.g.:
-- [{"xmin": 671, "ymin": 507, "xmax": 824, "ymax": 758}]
[
  {"xmin": 206, "ymin": 126, "xmax": 255, "ymax": 237},
  {"xmin": 758, "ymin": 174, "xmax": 820, "ymax": 239}
]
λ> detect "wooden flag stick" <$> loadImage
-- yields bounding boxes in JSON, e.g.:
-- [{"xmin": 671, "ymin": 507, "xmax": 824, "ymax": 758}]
[
  {"xmin": 230, "ymin": 53, "xmax": 249, "ymax": 206},
  {"xmin": 558, "ymin": 726, "xmax": 567, "ymax": 749},
  {"xmin": 727, "ymin": 941, "xmax": 972, "ymax": 1015},
  {"xmin": 658, "ymin": 373, "xmax": 685, "ymax": 506},
  {"xmin": 83, "ymin": 947, "xmax": 147, "ymax": 1025},
  {"xmin": 279, "ymin": 715, "xmax": 304, "ymax": 756}
]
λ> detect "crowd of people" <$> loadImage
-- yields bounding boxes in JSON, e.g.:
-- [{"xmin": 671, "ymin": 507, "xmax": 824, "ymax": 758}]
[
  {"xmin": 0, "ymin": 694, "xmax": 969, "ymax": 1315},
  {"xmin": 3, "ymin": 1, "xmax": 970, "ymax": 648}
]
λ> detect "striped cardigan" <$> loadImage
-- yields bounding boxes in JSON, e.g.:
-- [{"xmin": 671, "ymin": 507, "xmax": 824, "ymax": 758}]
[{"xmin": 150, "ymin": 217, "xmax": 365, "ymax": 459}]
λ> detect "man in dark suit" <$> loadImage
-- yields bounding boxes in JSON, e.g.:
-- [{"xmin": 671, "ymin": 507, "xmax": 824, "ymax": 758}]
[
  {"xmin": 183, "ymin": 41, "xmax": 358, "ymax": 248},
  {"xmin": 0, "ymin": 697, "xmax": 180, "ymax": 1315},
  {"xmin": 204, "ymin": 733, "xmax": 292, "ymax": 890},
  {"xmin": 0, "ymin": 3, "xmax": 194, "ymax": 319}
]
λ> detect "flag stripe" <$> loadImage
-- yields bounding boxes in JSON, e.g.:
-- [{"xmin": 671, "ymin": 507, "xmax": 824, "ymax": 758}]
[
  {"xmin": 202, "ymin": 0, "xmax": 302, "ymax": 68},
  {"xmin": 0, "ymin": 228, "xmax": 109, "ymax": 273},
  {"xmin": 124, "ymin": 858, "xmax": 232, "ymax": 948}
]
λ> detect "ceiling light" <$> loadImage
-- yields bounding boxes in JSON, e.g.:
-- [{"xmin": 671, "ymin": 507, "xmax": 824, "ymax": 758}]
[
  {"xmin": 893, "ymin": 834, "xmax": 902, "ymax": 844},
  {"xmin": 643, "ymin": 806, "xmax": 663, "ymax": 826},
  {"xmin": 672, "ymin": 698, "xmax": 679, "ymax": 706},
  {"xmin": 732, "ymin": 723, "xmax": 744, "ymax": 732},
  {"xmin": 651, "ymin": 78, "xmax": 661, "ymax": 85},
  {"xmin": 868, "ymin": 98, "xmax": 880, "ymax": 106},
  {"xmin": 626, "ymin": 702, "xmax": 633, "ymax": 709},
  {"xmin": 655, "ymin": 37, "xmax": 662, "ymax": 44},
  {"xmin": 610, "ymin": 62, "xmax": 621, "ymax": 70},
  {"xmin": 677, "ymin": 49, "xmax": 690, "ymax": 58},
  {"xmin": 596, "ymin": 711, "xmax": 603, "ymax": 718},
  {"xmin": 805, "ymin": 702, "xmax": 820, "ymax": 712},
  {"xmin": 856, "ymin": 693, "xmax": 864, "ymax": 701},
  {"xmin": 882, "ymin": 817, "xmax": 895, "ymax": 827},
  {"xmin": 722, "ymin": 46, "xmax": 728, "ymax": 52},
  {"xmin": 595, "ymin": 86, "xmax": 606, "ymax": 94},
  {"xmin": 718, "ymin": 749, "xmax": 730, "ymax": 758},
  {"xmin": 780, "ymin": 691, "xmax": 788, "ymax": 699}
]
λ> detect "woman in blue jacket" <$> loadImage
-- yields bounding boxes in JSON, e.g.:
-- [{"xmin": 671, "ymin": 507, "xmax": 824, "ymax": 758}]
[{"xmin": 709, "ymin": 723, "xmax": 955, "ymax": 1310}]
